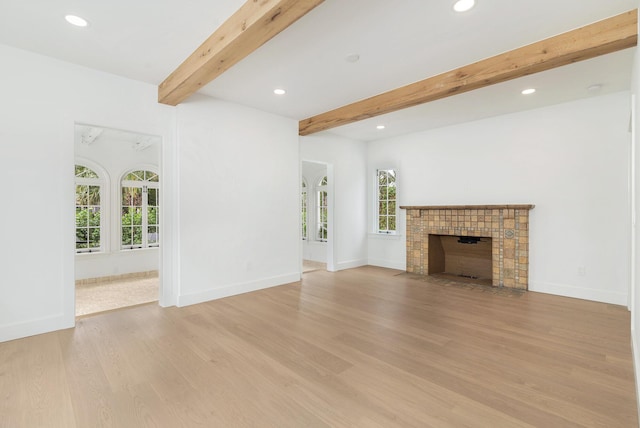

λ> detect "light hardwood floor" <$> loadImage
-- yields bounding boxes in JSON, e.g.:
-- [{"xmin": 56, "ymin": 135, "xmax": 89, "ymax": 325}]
[{"xmin": 0, "ymin": 266, "xmax": 637, "ymax": 427}]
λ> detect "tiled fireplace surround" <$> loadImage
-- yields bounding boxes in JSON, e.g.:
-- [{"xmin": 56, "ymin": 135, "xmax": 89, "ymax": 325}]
[{"xmin": 400, "ymin": 205, "xmax": 534, "ymax": 289}]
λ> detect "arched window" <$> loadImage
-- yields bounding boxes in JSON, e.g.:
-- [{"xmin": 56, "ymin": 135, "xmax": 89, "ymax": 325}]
[
  {"xmin": 316, "ymin": 176, "xmax": 328, "ymax": 242},
  {"xmin": 75, "ymin": 164, "xmax": 103, "ymax": 253},
  {"xmin": 121, "ymin": 169, "xmax": 160, "ymax": 250},
  {"xmin": 301, "ymin": 178, "xmax": 308, "ymax": 240}
]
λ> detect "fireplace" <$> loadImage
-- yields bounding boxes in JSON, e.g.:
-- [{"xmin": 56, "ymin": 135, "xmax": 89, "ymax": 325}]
[{"xmin": 400, "ymin": 205, "xmax": 534, "ymax": 289}]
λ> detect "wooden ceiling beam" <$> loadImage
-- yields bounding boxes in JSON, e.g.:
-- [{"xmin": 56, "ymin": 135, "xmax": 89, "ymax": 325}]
[
  {"xmin": 299, "ymin": 9, "xmax": 638, "ymax": 136},
  {"xmin": 159, "ymin": 0, "xmax": 325, "ymax": 106}
]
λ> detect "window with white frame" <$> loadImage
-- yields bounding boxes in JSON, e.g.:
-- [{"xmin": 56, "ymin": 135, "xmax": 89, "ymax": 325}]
[
  {"xmin": 376, "ymin": 169, "xmax": 397, "ymax": 234},
  {"xmin": 75, "ymin": 165, "xmax": 103, "ymax": 253},
  {"xmin": 121, "ymin": 170, "xmax": 160, "ymax": 250},
  {"xmin": 316, "ymin": 176, "xmax": 328, "ymax": 242},
  {"xmin": 301, "ymin": 179, "xmax": 308, "ymax": 240}
]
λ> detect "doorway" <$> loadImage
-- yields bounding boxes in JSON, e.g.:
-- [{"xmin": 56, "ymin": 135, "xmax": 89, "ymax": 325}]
[
  {"xmin": 74, "ymin": 124, "xmax": 162, "ymax": 316},
  {"xmin": 301, "ymin": 160, "xmax": 334, "ymax": 272}
]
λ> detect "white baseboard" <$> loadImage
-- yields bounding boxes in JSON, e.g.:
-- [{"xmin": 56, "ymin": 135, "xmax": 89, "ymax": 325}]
[
  {"xmin": 367, "ymin": 258, "xmax": 406, "ymax": 271},
  {"xmin": 0, "ymin": 314, "xmax": 74, "ymax": 343},
  {"xmin": 335, "ymin": 259, "xmax": 368, "ymax": 271},
  {"xmin": 529, "ymin": 280, "xmax": 627, "ymax": 305},
  {"xmin": 177, "ymin": 272, "xmax": 301, "ymax": 307}
]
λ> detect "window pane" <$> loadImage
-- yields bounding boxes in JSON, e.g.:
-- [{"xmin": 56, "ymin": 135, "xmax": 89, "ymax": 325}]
[
  {"xmin": 147, "ymin": 188, "xmax": 157, "ymax": 206},
  {"xmin": 379, "ymin": 201, "xmax": 387, "ymax": 215},
  {"xmin": 318, "ymin": 225, "xmax": 327, "ymax": 241},
  {"xmin": 122, "ymin": 226, "xmax": 132, "ymax": 245},
  {"xmin": 133, "ymin": 207, "xmax": 142, "ymax": 225},
  {"xmin": 87, "ymin": 185, "xmax": 100, "ymax": 205},
  {"xmin": 127, "ymin": 171, "xmax": 145, "ymax": 181},
  {"xmin": 122, "ymin": 207, "xmax": 132, "ymax": 225},
  {"xmin": 378, "ymin": 170, "xmax": 388, "ymax": 186},
  {"xmin": 379, "ymin": 186, "xmax": 387, "ymax": 201},
  {"xmin": 76, "ymin": 207, "xmax": 87, "ymax": 227},
  {"xmin": 388, "ymin": 216, "xmax": 396, "ymax": 231},
  {"xmin": 379, "ymin": 217, "xmax": 387, "ymax": 231},
  {"xmin": 89, "ymin": 208, "xmax": 100, "ymax": 227},
  {"xmin": 388, "ymin": 184, "xmax": 396, "ymax": 201},
  {"xmin": 89, "ymin": 228, "xmax": 100, "ymax": 247},
  {"xmin": 146, "ymin": 171, "xmax": 159, "ymax": 182},
  {"xmin": 148, "ymin": 207, "xmax": 157, "ymax": 226},
  {"xmin": 122, "ymin": 187, "xmax": 142, "ymax": 206},
  {"xmin": 76, "ymin": 185, "xmax": 88, "ymax": 205},
  {"xmin": 76, "ymin": 228, "xmax": 88, "ymax": 245},
  {"xmin": 132, "ymin": 227, "xmax": 143, "ymax": 245},
  {"xmin": 148, "ymin": 226, "xmax": 158, "ymax": 244},
  {"xmin": 75, "ymin": 165, "xmax": 98, "ymax": 179},
  {"xmin": 389, "ymin": 201, "xmax": 396, "ymax": 214}
]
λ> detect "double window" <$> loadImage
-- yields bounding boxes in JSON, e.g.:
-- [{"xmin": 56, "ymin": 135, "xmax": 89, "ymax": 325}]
[
  {"xmin": 121, "ymin": 170, "xmax": 160, "ymax": 250},
  {"xmin": 376, "ymin": 169, "xmax": 397, "ymax": 234},
  {"xmin": 75, "ymin": 165, "xmax": 103, "ymax": 253}
]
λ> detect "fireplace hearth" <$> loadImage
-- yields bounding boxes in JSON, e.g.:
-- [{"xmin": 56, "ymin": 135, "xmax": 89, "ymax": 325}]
[{"xmin": 400, "ymin": 205, "xmax": 534, "ymax": 289}]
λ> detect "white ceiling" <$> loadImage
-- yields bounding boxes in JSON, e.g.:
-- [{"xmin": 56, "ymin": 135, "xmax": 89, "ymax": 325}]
[{"xmin": 0, "ymin": 0, "xmax": 636, "ymax": 141}]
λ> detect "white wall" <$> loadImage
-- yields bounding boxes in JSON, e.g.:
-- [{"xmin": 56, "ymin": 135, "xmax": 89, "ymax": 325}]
[
  {"xmin": 301, "ymin": 135, "xmax": 368, "ymax": 271},
  {"xmin": 0, "ymin": 44, "xmax": 176, "ymax": 342},
  {"xmin": 368, "ymin": 91, "xmax": 631, "ymax": 305},
  {"xmin": 75, "ymin": 133, "xmax": 160, "ymax": 280},
  {"xmin": 302, "ymin": 161, "xmax": 328, "ymax": 263},
  {"xmin": 175, "ymin": 95, "xmax": 300, "ymax": 306}
]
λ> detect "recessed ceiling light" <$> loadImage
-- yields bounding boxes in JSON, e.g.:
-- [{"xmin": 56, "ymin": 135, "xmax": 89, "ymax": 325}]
[
  {"xmin": 273, "ymin": 88, "xmax": 286, "ymax": 95},
  {"xmin": 65, "ymin": 14, "xmax": 88, "ymax": 27},
  {"xmin": 453, "ymin": 0, "xmax": 475, "ymax": 12},
  {"xmin": 376, "ymin": 125, "xmax": 386, "ymax": 130},
  {"xmin": 521, "ymin": 88, "xmax": 536, "ymax": 95}
]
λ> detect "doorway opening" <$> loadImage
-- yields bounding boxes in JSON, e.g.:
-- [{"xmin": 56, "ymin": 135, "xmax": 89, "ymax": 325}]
[
  {"xmin": 301, "ymin": 160, "xmax": 333, "ymax": 273},
  {"xmin": 74, "ymin": 124, "xmax": 162, "ymax": 316}
]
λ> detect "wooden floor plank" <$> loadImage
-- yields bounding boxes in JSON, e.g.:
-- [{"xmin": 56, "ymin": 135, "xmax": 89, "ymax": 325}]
[{"xmin": 0, "ymin": 266, "xmax": 637, "ymax": 427}]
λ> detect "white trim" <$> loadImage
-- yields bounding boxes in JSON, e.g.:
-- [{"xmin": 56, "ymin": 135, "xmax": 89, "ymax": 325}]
[
  {"xmin": 368, "ymin": 258, "xmax": 407, "ymax": 271},
  {"xmin": 529, "ymin": 280, "xmax": 627, "ymax": 306},
  {"xmin": 177, "ymin": 273, "xmax": 300, "ymax": 307}
]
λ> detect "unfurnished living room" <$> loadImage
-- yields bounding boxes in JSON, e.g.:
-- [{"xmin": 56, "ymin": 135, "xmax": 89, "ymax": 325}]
[{"xmin": 2, "ymin": 0, "xmax": 640, "ymax": 426}]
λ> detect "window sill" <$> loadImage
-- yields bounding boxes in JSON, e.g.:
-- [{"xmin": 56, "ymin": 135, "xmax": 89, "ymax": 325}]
[
  {"xmin": 304, "ymin": 240, "xmax": 327, "ymax": 245},
  {"xmin": 120, "ymin": 247, "xmax": 160, "ymax": 253},
  {"xmin": 368, "ymin": 232, "xmax": 402, "ymax": 240},
  {"xmin": 75, "ymin": 250, "xmax": 107, "ymax": 258}
]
